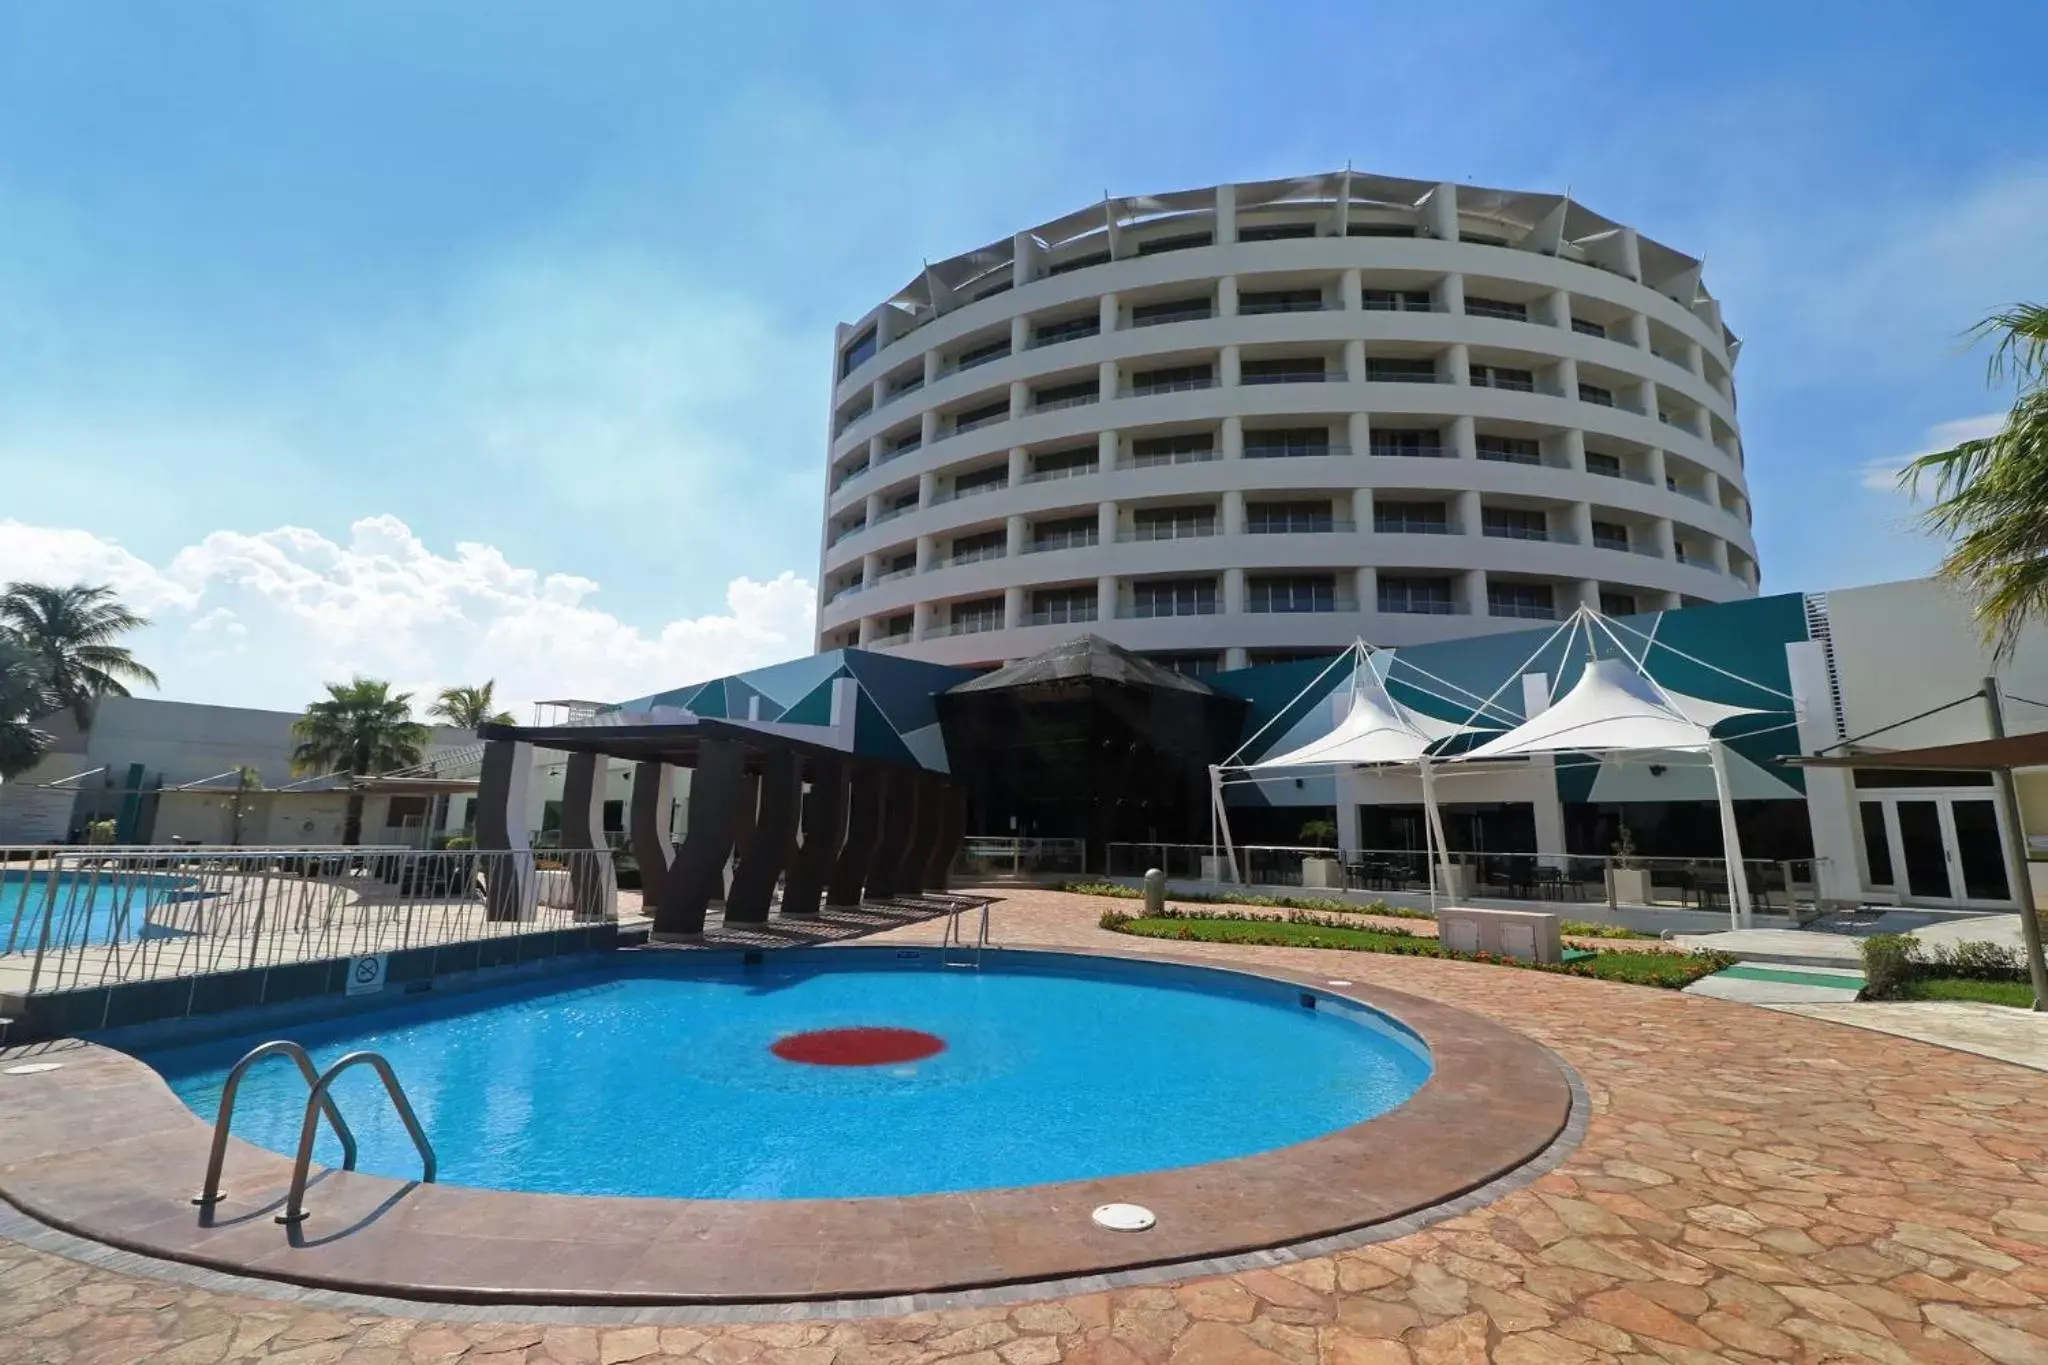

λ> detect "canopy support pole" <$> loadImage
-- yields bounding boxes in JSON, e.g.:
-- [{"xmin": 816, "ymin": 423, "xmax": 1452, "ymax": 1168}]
[
  {"xmin": 1208, "ymin": 765, "xmax": 1240, "ymax": 884},
  {"xmin": 1420, "ymin": 760, "xmax": 1453, "ymax": 910},
  {"xmin": 1708, "ymin": 741, "xmax": 1754, "ymax": 929}
]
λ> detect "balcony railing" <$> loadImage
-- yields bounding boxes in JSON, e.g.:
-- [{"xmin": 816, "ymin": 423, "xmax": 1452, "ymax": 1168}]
[
  {"xmin": 1369, "ymin": 441, "xmax": 1448, "ymax": 458},
  {"xmin": 825, "ymin": 582, "xmax": 864, "ymax": 604},
  {"xmin": 826, "ymin": 522, "xmax": 867, "ymax": 546},
  {"xmin": 1025, "ymin": 533, "xmax": 1099, "ymax": 554},
  {"xmin": 1023, "ymin": 461, "xmax": 1099, "ymax": 484},
  {"xmin": 874, "ymin": 565, "xmax": 917, "ymax": 585},
  {"xmin": 1365, "ymin": 367, "xmax": 1443, "ymax": 384},
  {"xmin": 1127, "ymin": 448, "xmax": 1219, "ymax": 469},
  {"xmin": 1241, "ymin": 370, "xmax": 1335, "ymax": 385},
  {"xmin": 1031, "ymin": 323, "xmax": 1100, "ymax": 348},
  {"xmin": 1592, "ymin": 536, "xmax": 1632, "ymax": 554},
  {"xmin": 930, "ymin": 480, "xmax": 1008, "ymax": 505},
  {"xmin": 1247, "ymin": 518, "xmax": 1356, "ymax": 535},
  {"xmin": 870, "ymin": 630, "xmax": 912, "ymax": 648},
  {"xmin": 1119, "ymin": 523, "xmax": 1219, "ymax": 542},
  {"xmin": 1246, "ymin": 595, "xmax": 1360, "ymax": 615},
  {"xmin": 1124, "ymin": 377, "xmax": 1217, "ymax": 397},
  {"xmin": 1131, "ymin": 305, "xmax": 1213, "ymax": 327},
  {"xmin": 1379, "ymin": 598, "xmax": 1469, "ymax": 616},
  {"xmin": 1245, "ymin": 441, "xmax": 1351, "ymax": 459},
  {"xmin": 935, "ymin": 545, "xmax": 1006, "ymax": 569},
  {"xmin": 1034, "ymin": 392, "xmax": 1101, "ymax": 412},
  {"xmin": 1586, "ymin": 463, "xmax": 1654, "ymax": 484},
  {"xmin": 1025, "ymin": 606, "xmax": 1100, "ymax": 627},
  {"xmin": 1483, "ymin": 525, "xmax": 1577, "ymax": 544},
  {"xmin": 1374, "ymin": 519, "xmax": 1459, "ymax": 536},
  {"xmin": 1489, "ymin": 601, "xmax": 1560, "ymax": 620},
  {"xmin": 872, "ymin": 503, "xmax": 916, "ymax": 526},
  {"xmin": 877, "ymin": 437, "xmax": 921, "ymax": 463},
  {"xmin": 953, "ymin": 412, "xmax": 1008, "ymax": 436},
  {"xmin": 1476, "ymin": 448, "xmax": 1546, "ymax": 466},
  {"xmin": 1119, "ymin": 599, "xmax": 1220, "ymax": 619},
  {"xmin": 1238, "ymin": 299, "xmax": 1327, "ymax": 315},
  {"xmin": 929, "ymin": 616, "xmax": 1003, "ymax": 638}
]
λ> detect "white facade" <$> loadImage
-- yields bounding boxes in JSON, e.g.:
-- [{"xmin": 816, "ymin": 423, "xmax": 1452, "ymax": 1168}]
[{"xmin": 818, "ymin": 172, "xmax": 1757, "ymax": 670}]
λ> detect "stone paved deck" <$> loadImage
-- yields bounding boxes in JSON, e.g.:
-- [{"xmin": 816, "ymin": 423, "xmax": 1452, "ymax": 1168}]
[{"xmin": 4, "ymin": 887, "xmax": 2048, "ymax": 1362}]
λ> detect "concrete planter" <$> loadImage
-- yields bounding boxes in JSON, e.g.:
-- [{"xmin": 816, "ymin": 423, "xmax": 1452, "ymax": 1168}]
[
  {"xmin": 1607, "ymin": 866, "xmax": 1653, "ymax": 906},
  {"xmin": 1301, "ymin": 856, "xmax": 1345, "ymax": 889}
]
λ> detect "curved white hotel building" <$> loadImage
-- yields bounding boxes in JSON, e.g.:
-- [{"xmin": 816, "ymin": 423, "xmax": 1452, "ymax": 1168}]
[{"xmin": 816, "ymin": 172, "xmax": 1757, "ymax": 672}]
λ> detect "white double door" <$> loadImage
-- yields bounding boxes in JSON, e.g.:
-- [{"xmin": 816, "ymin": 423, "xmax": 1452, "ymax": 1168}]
[{"xmin": 1857, "ymin": 791, "xmax": 2015, "ymax": 908}]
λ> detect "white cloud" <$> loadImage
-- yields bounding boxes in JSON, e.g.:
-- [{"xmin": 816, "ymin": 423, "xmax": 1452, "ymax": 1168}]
[
  {"xmin": 1858, "ymin": 411, "xmax": 2007, "ymax": 492},
  {"xmin": 0, "ymin": 515, "xmax": 815, "ymax": 715}
]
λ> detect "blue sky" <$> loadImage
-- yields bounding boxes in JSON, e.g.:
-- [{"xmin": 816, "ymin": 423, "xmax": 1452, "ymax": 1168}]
[{"xmin": 1, "ymin": 1, "xmax": 2043, "ymax": 711}]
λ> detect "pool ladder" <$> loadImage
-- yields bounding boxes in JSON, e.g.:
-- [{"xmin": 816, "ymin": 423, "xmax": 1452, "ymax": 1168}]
[
  {"xmin": 194, "ymin": 1039, "xmax": 436, "ymax": 1226},
  {"xmin": 940, "ymin": 895, "xmax": 996, "ymax": 968}
]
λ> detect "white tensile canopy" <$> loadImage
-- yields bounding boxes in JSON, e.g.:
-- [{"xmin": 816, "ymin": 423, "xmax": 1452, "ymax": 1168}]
[
  {"xmin": 1210, "ymin": 643, "xmax": 1504, "ymax": 906},
  {"xmin": 1450, "ymin": 623, "xmax": 1778, "ymax": 926}
]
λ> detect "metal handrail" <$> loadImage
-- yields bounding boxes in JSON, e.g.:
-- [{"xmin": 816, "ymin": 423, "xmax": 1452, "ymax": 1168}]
[
  {"xmin": 941, "ymin": 895, "xmax": 996, "ymax": 967},
  {"xmin": 278, "ymin": 1050, "xmax": 435, "ymax": 1225},
  {"xmin": 195, "ymin": 1039, "xmax": 357, "ymax": 1209}
]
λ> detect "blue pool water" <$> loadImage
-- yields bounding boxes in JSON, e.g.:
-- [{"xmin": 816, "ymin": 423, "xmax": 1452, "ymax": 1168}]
[
  {"xmin": 137, "ymin": 951, "xmax": 1431, "ymax": 1200},
  {"xmin": 0, "ymin": 870, "xmax": 197, "ymax": 950}
]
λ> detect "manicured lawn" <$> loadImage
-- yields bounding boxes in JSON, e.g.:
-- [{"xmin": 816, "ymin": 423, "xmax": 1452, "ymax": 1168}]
[
  {"xmin": 1899, "ymin": 977, "xmax": 2040, "ymax": 1008},
  {"xmin": 1102, "ymin": 912, "xmax": 1729, "ymax": 990}
]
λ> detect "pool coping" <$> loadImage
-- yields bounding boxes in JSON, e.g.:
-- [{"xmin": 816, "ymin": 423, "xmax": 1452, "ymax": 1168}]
[{"xmin": 0, "ymin": 944, "xmax": 1574, "ymax": 1308}]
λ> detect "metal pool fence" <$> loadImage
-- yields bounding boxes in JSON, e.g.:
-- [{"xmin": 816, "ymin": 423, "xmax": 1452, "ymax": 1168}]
[
  {"xmin": 951, "ymin": 837, "xmax": 1088, "ymax": 880},
  {"xmin": 1101, "ymin": 842, "xmax": 1827, "ymax": 918},
  {"xmin": 0, "ymin": 844, "xmax": 619, "ymax": 997}
]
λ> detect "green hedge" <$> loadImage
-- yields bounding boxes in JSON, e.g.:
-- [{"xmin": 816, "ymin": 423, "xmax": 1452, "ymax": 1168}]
[
  {"xmin": 1860, "ymin": 932, "xmax": 2038, "ymax": 1002},
  {"xmin": 1097, "ymin": 909, "xmax": 1729, "ymax": 990},
  {"xmin": 1060, "ymin": 881, "xmax": 1653, "ymax": 938}
]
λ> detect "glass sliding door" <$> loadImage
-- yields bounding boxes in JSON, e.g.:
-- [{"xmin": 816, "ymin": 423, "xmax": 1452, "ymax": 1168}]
[
  {"xmin": 1949, "ymin": 799, "xmax": 2011, "ymax": 902},
  {"xmin": 1894, "ymin": 800, "xmax": 1952, "ymax": 902},
  {"xmin": 1857, "ymin": 801, "xmax": 1895, "ymax": 888}
]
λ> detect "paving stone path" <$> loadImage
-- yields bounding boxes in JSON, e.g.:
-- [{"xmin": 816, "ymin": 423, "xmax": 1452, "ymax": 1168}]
[{"xmin": 3, "ymin": 887, "xmax": 2046, "ymax": 1363}]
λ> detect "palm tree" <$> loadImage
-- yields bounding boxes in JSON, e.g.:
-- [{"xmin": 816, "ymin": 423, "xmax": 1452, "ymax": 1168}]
[
  {"xmin": 428, "ymin": 680, "xmax": 516, "ymax": 729},
  {"xmin": 1903, "ymin": 303, "xmax": 2048, "ymax": 658},
  {"xmin": 0, "ymin": 582, "xmax": 160, "ymax": 727},
  {"xmin": 291, "ymin": 678, "xmax": 430, "ymax": 845},
  {"xmin": 0, "ymin": 640, "xmax": 58, "ymax": 781}
]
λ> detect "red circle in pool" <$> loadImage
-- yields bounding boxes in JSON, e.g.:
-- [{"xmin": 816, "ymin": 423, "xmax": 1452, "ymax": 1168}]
[{"xmin": 770, "ymin": 1027, "xmax": 946, "ymax": 1067}]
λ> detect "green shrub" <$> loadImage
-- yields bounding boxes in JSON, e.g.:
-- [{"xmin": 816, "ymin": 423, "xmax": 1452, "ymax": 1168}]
[
  {"xmin": 1559, "ymin": 920, "xmax": 1653, "ymax": 940},
  {"xmin": 1056, "ymin": 880, "xmax": 1429, "ymax": 920},
  {"xmin": 1924, "ymin": 939, "xmax": 2025, "ymax": 981},
  {"xmin": 1859, "ymin": 933, "xmax": 1921, "ymax": 999}
]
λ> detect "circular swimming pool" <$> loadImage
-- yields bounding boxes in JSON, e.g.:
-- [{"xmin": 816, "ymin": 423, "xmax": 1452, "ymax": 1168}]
[{"xmin": 139, "ymin": 949, "xmax": 1432, "ymax": 1200}]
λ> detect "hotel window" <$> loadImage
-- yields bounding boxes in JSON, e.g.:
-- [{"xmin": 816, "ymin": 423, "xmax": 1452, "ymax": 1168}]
[
  {"xmin": 1591, "ymin": 520, "xmax": 1631, "ymax": 552},
  {"xmin": 880, "ymin": 612, "xmax": 912, "ymax": 638},
  {"xmin": 948, "ymin": 531, "xmax": 1005, "ymax": 565},
  {"xmin": 1130, "ymin": 578, "xmax": 1218, "ymax": 617},
  {"xmin": 1571, "ymin": 318, "xmax": 1608, "ymax": 339},
  {"xmin": 1136, "ymin": 231, "xmax": 1212, "ymax": 255},
  {"xmin": 1130, "ymin": 432, "xmax": 1216, "ymax": 466},
  {"xmin": 1347, "ymin": 222, "xmax": 1417, "ymax": 238},
  {"xmin": 1132, "ymin": 505, "xmax": 1216, "ymax": 541},
  {"xmin": 839, "ymin": 325, "xmax": 877, "ymax": 378},
  {"xmin": 1129, "ymin": 363, "xmax": 1213, "ymax": 395},
  {"xmin": 1048, "ymin": 249, "xmax": 1110, "ymax": 276},
  {"xmin": 1488, "ymin": 582, "xmax": 1556, "ymax": 619},
  {"xmin": 1240, "ymin": 356, "xmax": 1327, "ymax": 384},
  {"xmin": 1033, "ymin": 314, "xmax": 1100, "ymax": 347},
  {"xmin": 1477, "ymin": 434, "xmax": 1542, "ymax": 465},
  {"xmin": 1370, "ymin": 428, "xmax": 1444, "ymax": 457},
  {"xmin": 1578, "ymin": 383, "xmax": 1614, "ymax": 407},
  {"xmin": 1465, "ymin": 297, "xmax": 1528, "ymax": 322},
  {"xmin": 1147, "ymin": 651, "xmax": 1223, "ymax": 677},
  {"xmin": 1375, "ymin": 501, "xmax": 1451, "ymax": 535},
  {"xmin": 888, "ymin": 430, "xmax": 923, "ymax": 456},
  {"xmin": 1239, "ymin": 288, "xmax": 1324, "ymax": 315},
  {"xmin": 886, "ymin": 370, "xmax": 924, "ymax": 398},
  {"xmin": 1362, "ymin": 289, "xmax": 1433, "ymax": 312},
  {"xmin": 1247, "ymin": 501, "xmax": 1335, "ymax": 534},
  {"xmin": 1483, "ymin": 507, "xmax": 1550, "ymax": 541},
  {"xmin": 1033, "ymin": 377, "xmax": 1100, "ymax": 409},
  {"xmin": 1244, "ymin": 426, "xmax": 1331, "ymax": 459},
  {"xmin": 1248, "ymin": 574, "xmax": 1337, "ymax": 613},
  {"xmin": 1238, "ymin": 222, "xmax": 1316, "ymax": 241},
  {"xmin": 1030, "ymin": 445, "xmax": 1098, "ymax": 479},
  {"xmin": 1460, "ymin": 231, "xmax": 1511, "ymax": 247},
  {"xmin": 884, "ymin": 551, "xmax": 916, "ymax": 575},
  {"xmin": 955, "ymin": 337, "xmax": 1011, "ymax": 370},
  {"xmin": 1030, "ymin": 516, "xmax": 1097, "ymax": 551},
  {"xmin": 951, "ymin": 465, "xmax": 1009, "ymax": 496},
  {"xmin": 953, "ymin": 399, "xmax": 1008, "ymax": 432},
  {"xmin": 1600, "ymin": 592, "xmax": 1639, "ymax": 616},
  {"xmin": 1366, "ymin": 356, "xmax": 1438, "ymax": 383},
  {"xmin": 1130, "ymin": 296, "xmax": 1214, "ymax": 327},
  {"xmin": 1585, "ymin": 450, "xmax": 1624, "ymax": 478},
  {"xmin": 1379, "ymin": 576, "xmax": 1455, "ymax": 614},
  {"xmin": 950, "ymin": 597, "xmax": 1004, "ymax": 633},
  {"xmin": 971, "ymin": 277, "xmax": 1013, "ymax": 301},
  {"xmin": 1471, "ymin": 364, "xmax": 1535, "ymax": 392},
  {"xmin": 1029, "ymin": 586, "xmax": 1098, "ymax": 624}
]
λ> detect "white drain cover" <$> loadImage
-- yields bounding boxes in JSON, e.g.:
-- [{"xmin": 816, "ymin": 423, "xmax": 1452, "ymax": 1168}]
[
  {"xmin": 1326, "ymin": 979, "xmax": 1353, "ymax": 987},
  {"xmin": 1092, "ymin": 1203, "xmax": 1156, "ymax": 1232},
  {"xmin": 3, "ymin": 1063, "xmax": 62, "ymax": 1076}
]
